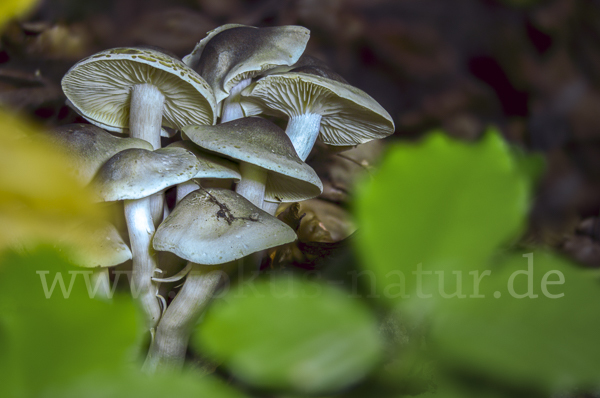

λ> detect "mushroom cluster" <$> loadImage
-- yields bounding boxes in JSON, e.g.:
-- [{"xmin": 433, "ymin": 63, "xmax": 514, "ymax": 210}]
[{"xmin": 55, "ymin": 24, "xmax": 394, "ymax": 371}]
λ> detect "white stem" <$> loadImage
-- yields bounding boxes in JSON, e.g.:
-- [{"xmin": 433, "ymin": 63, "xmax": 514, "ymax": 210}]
[
  {"xmin": 262, "ymin": 201, "xmax": 280, "ymax": 216},
  {"xmin": 176, "ymin": 180, "xmax": 200, "ymax": 205},
  {"xmin": 150, "ymin": 194, "xmax": 164, "ymax": 228},
  {"xmin": 130, "ymin": 83, "xmax": 166, "ymax": 226},
  {"xmin": 143, "ymin": 264, "xmax": 222, "ymax": 372},
  {"xmin": 285, "ymin": 113, "xmax": 322, "ymax": 161},
  {"xmin": 235, "ymin": 162, "xmax": 267, "ymax": 208},
  {"xmin": 221, "ymin": 78, "xmax": 252, "ymax": 123},
  {"xmin": 124, "ymin": 197, "xmax": 161, "ymax": 330},
  {"xmin": 129, "ymin": 84, "xmax": 164, "ymax": 149},
  {"xmin": 91, "ymin": 267, "xmax": 111, "ymax": 299}
]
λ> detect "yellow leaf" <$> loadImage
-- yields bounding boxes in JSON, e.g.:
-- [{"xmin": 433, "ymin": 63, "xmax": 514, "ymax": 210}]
[
  {"xmin": 0, "ymin": 0, "xmax": 38, "ymax": 29},
  {"xmin": 0, "ymin": 109, "xmax": 107, "ymax": 254}
]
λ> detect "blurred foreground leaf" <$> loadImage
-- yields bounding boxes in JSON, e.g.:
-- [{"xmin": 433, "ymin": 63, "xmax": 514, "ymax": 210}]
[
  {"xmin": 0, "ymin": 247, "xmax": 139, "ymax": 397},
  {"xmin": 430, "ymin": 251, "xmax": 600, "ymax": 393},
  {"xmin": 0, "ymin": 110, "xmax": 105, "ymax": 255},
  {"xmin": 42, "ymin": 370, "xmax": 246, "ymax": 398},
  {"xmin": 0, "ymin": 247, "xmax": 247, "ymax": 398},
  {"xmin": 355, "ymin": 130, "xmax": 531, "ymax": 302},
  {"xmin": 194, "ymin": 276, "xmax": 383, "ymax": 394},
  {"xmin": 0, "ymin": 0, "xmax": 37, "ymax": 29}
]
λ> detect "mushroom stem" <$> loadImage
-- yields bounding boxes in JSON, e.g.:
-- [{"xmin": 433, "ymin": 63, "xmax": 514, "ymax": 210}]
[
  {"xmin": 235, "ymin": 162, "xmax": 268, "ymax": 207},
  {"xmin": 91, "ymin": 267, "xmax": 111, "ymax": 298},
  {"xmin": 130, "ymin": 83, "xmax": 164, "ymax": 149},
  {"xmin": 124, "ymin": 197, "xmax": 162, "ymax": 330},
  {"xmin": 176, "ymin": 180, "xmax": 200, "ymax": 204},
  {"xmin": 262, "ymin": 201, "xmax": 280, "ymax": 216},
  {"xmin": 221, "ymin": 78, "xmax": 252, "ymax": 123},
  {"xmin": 286, "ymin": 113, "xmax": 322, "ymax": 161},
  {"xmin": 143, "ymin": 264, "xmax": 222, "ymax": 372},
  {"xmin": 130, "ymin": 83, "xmax": 166, "ymax": 227}
]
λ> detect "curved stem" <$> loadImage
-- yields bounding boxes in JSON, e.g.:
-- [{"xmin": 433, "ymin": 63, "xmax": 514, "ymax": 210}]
[
  {"xmin": 285, "ymin": 113, "xmax": 322, "ymax": 161},
  {"xmin": 176, "ymin": 180, "xmax": 200, "ymax": 205},
  {"xmin": 143, "ymin": 264, "xmax": 222, "ymax": 372},
  {"xmin": 221, "ymin": 78, "xmax": 252, "ymax": 123},
  {"xmin": 235, "ymin": 162, "xmax": 268, "ymax": 208},
  {"xmin": 124, "ymin": 197, "xmax": 162, "ymax": 330}
]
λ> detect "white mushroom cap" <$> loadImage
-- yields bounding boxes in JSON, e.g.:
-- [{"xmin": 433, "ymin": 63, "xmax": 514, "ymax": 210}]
[
  {"xmin": 91, "ymin": 147, "xmax": 201, "ymax": 202},
  {"xmin": 153, "ymin": 188, "xmax": 296, "ymax": 264},
  {"xmin": 240, "ymin": 71, "xmax": 395, "ymax": 146},
  {"xmin": 167, "ymin": 140, "xmax": 240, "ymax": 181},
  {"xmin": 183, "ymin": 117, "xmax": 322, "ymax": 203},
  {"xmin": 46, "ymin": 123, "xmax": 153, "ymax": 185},
  {"xmin": 64, "ymin": 220, "xmax": 132, "ymax": 268},
  {"xmin": 62, "ymin": 47, "xmax": 217, "ymax": 133},
  {"xmin": 183, "ymin": 24, "xmax": 310, "ymax": 104}
]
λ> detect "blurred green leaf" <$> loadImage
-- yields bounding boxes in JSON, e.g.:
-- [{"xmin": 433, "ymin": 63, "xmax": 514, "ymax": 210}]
[
  {"xmin": 0, "ymin": 246, "xmax": 247, "ymax": 398},
  {"xmin": 0, "ymin": 110, "xmax": 107, "ymax": 254},
  {"xmin": 0, "ymin": 247, "xmax": 140, "ymax": 397},
  {"xmin": 41, "ymin": 370, "xmax": 246, "ymax": 398},
  {"xmin": 355, "ymin": 130, "xmax": 531, "ymax": 301},
  {"xmin": 194, "ymin": 275, "xmax": 383, "ymax": 394},
  {"xmin": 430, "ymin": 251, "xmax": 600, "ymax": 392}
]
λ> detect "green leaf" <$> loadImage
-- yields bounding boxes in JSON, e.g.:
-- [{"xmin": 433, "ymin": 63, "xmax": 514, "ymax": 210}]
[
  {"xmin": 429, "ymin": 251, "xmax": 600, "ymax": 393},
  {"xmin": 0, "ymin": 247, "xmax": 140, "ymax": 397},
  {"xmin": 354, "ymin": 130, "xmax": 531, "ymax": 302},
  {"xmin": 194, "ymin": 275, "xmax": 383, "ymax": 394},
  {"xmin": 41, "ymin": 370, "xmax": 247, "ymax": 398}
]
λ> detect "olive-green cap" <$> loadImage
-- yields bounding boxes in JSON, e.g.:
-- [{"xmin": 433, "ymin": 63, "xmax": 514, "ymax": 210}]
[
  {"xmin": 183, "ymin": 24, "xmax": 310, "ymax": 104},
  {"xmin": 153, "ymin": 188, "xmax": 296, "ymax": 264},
  {"xmin": 167, "ymin": 140, "xmax": 240, "ymax": 181},
  {"xmin": 47, "ymin": 123, "xmax": 152, "ymax": 184},
  {"xmin": 183, "ymin": 117, "xmax": 322, "ymax": 203},
  {"xmin": 91, "ymin": 147, "xmax": 201, "ymax": 202}
]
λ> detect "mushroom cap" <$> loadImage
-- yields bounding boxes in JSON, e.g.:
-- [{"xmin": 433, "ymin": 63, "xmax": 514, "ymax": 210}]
[
  {"xmin": 153, "ymin": 188, "xmax": 296, "ymax": 264},
  {"xmin": 65, "ymin": 220, "xmax": 132, "ymax": 268},
  {"xmin": 263, "ymin": 55, "xmax": 347, "ymax": 83},
  {"xmin": 46, "ymin": 123, "xmax": 153, "ymax": 185},
  {"xmin": 62, "ymin": 47, "xmax": 217, "ymax": 133},
  {"xmin": 183, "ymin": 24, "xmax": 310, "ymax": 104},
  {"xmin": 183, "ymin": 117, "xmax": 323, "ymax": 203},
  {"xmin": 240, "ymin": 72, "xmax": 395, "ymax": 146},
  {"xmin": 168, "ymin": 140, "xmax": 240, "ymax": 181},
  {"xmin": 91, "ymin": 147, "xmax": 201, "ymax": 202}
]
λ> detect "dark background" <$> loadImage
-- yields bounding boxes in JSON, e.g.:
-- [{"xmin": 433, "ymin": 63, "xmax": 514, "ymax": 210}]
[{"xmin": 2, "ymin": 0, "xmax": 600, "ymax": 267}]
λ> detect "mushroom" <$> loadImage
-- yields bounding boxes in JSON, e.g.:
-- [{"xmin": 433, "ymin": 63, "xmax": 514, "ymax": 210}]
[
  {"xmin": 62, "ymin": 46, "xmax": 216, "ymax": 225},
  {"xmin": 183, "ymin": 117, "xmax": 322, "ymax": 209},
  {"xmin": 45, "ymin": 123, "xmax": 152, "ymax": 185},
  {"xmin": 91, "ymin": 147, "xmax": 201, "ymax": 330},
  {"xmin": 239, "ymin": 64, "xmax": 395, "ymax": 161},
  {"xmin": 167, "ymin": 140, "xmax": 240, "ymax": 204},
  {"xmin": 183, "ymin": 24, "xmax": 310, "ymax": 122},
  {"xmin": 144, "ymin": 187, "xmax": 296, "ymax": 371},
  {"xmin": 63, "ymin": 220, "xmax": 132, "ymax": 298}
]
